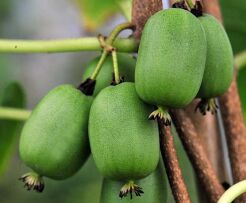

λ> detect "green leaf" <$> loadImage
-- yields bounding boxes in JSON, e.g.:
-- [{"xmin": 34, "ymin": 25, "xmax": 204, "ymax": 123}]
[
  {"xmin": 220, "ymin": 0, "xmax": 246, "ymax": 122},
  {"xmin": 75, "ymin": 0, "xmax": 119, "ymax": 31},
  {"xmin": 220, "ymin": 0, "xmax": 246, "ymax": 54},
  {"xmin": 0, "ymin": 82, "xmax": 25, "ymax": 175},
  {"xmin": 74, "ymin": 0, "xmax": 131, "ymax": 31}
]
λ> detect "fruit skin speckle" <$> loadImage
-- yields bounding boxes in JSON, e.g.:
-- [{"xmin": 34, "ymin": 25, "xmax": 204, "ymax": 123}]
[
  {"xmin": 19, "ymin": 85, "xmax": 92, "ymax": 179},
  {"xmin": 89, "ymin": 82, "xmax": 159, "ymax": 181}
]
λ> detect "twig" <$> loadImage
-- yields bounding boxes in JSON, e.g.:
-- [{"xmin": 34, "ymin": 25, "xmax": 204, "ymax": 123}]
[
  {"xmin": 185, "ymin": 101, "xmax": 228, "ymax": 182},
  {"xmin": 171, "ymin": 109, "xmax": 225, "ymax": 203},
  {"xmin": 219, "ymin": 73, "xmax": 246, "ymax": 202},
  {"xmin": 0, "ymin": 37, "xmax": 137, "ymax": 53},
  {"xmin": 158, "ymin": 119, "xmax": 191, "ymax": 203},
  {"xmin": 132, "ymin": 0, "xmax": 163, "ymax": 41}
]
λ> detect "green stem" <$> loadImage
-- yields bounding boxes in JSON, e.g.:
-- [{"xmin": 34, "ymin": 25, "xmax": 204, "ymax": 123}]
[
  {"xmin": 106, "ymin": 22, "xmax": 134, "ymax": 45},
  {"xmin": 90, "ymin": 22, "xmax": 134, "ymax": 80},
  {"xmin": 90, "ymin": 50, "xmax": 108, "ymax": 80},
  {"xmin": 112, "ymin": 50, "xmax": 120, "ymax": 84},
  {"xmin": 235, "ymin": 50, "xmax": 246, "ymax": 71},
  {"xmin": 218, "ymin": 180, "xmax": 246, "ymax": 203},
  {"xmin": 0, "ymin": 37, "xmax": 137, "ymax": 53},
  {"xmin": 0, "ymin": 107, "xmax": 31, "ymax": 121},
  {"xmin": 185, "ymin": 0, "xmax": 194, "ymax": 9}
]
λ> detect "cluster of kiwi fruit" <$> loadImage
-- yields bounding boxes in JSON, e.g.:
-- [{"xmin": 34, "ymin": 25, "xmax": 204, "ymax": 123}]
[{"xmin": 19, "ymin": 2, "xmax": 233, "ymax": 202}]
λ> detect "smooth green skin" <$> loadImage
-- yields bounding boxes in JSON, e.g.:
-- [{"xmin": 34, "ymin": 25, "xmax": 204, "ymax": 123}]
[
  {"xmin": 135, "ymin": 8, "xmax": 207, "ymax": 108},
  {"xmin": 198, "ymin": 14, "xmax": 234, "ymax": 98},
  {"xmin": 82, "ymin": 53, "xmax": 136, "ymax": 96},
  {"xmin": 100, "ymin": 160, "xmax": 167, "ymax": 203},
  {"xmin": 89, "ymin": 82, "xmax": 159, "ymax": 180},
  {"xmin": 19, "ymin": 85, "xmax": 93, "ymax": 180}
]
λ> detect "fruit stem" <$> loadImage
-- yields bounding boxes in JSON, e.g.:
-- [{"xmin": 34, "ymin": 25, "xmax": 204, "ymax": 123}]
[
  {"xmin": 19, "ymin": 171, "xmax": 44, "ymax": 192},
  {"xmin": 0, "ymin": 107, "xmax": 31, "ymax": 121},
  {"xmin": 112, "ymin": 50, "xmax": 121, "ymax": 85},
  {"xmin": 90, "ymin": 22, "xmax": 134, "ymax": 81},
  {"xmin": 90, "ymin": 50, "xmax": 108, "ymax": 80},
  {"xmin": 106, "ymin": 22, "xmax": 135, "ymax": 45},
  {"xmin": 218, "ymin": 180, "xmax": 246, "ymax": 203}
]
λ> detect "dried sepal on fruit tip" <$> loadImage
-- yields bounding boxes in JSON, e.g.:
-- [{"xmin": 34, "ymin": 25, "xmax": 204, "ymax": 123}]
[
  {"xmin": 119, "ymin": 180, "xmax": 144, "ymax": 199},
  {"xmin": 172, "ymin": 0, "xmax": 188, "ymax": 10},
  {"xmin": 195, "ymin": 98, "xmax": 218, "ymax": 115},
  {"xmin": 19, "ymin": 172, "xmax": 44, "ymax": 192},
  {"xmin": 149, "ymin": 106, "xmax": 171, "ymax": 126},
  {"xmin": 191, "ymin": 0, "xmax": 203, "ymax": 17},
  {"xmin": 77, "ymin": 78, "xmax": 96, "ymax": 96}
]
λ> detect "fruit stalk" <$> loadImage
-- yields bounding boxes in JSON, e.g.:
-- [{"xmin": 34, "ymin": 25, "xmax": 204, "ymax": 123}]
[
  {"xmin": 171, "ymin": 109, "xmax": 225, "ymax": 203},
  {"xmin": 0, "ymin": 38, "xmax": 137, "ymax": 53},
  {"xmin": 131, "ymin": 0, "xmax": 163, "ymax": 41},
  {"xmin": 111, "ymin": 50, "xmax": 120, "ymax": 84},
  {"xmin": 158, "ymin": 119, "xmax": 191, "ymax": 203},
  {"xmin": 202, "ymin": 0, "xmax": 246, "ymax": 202},
  {"xmin": 90, "ymin": 22, "xmax": 134, "ymax": 80}
]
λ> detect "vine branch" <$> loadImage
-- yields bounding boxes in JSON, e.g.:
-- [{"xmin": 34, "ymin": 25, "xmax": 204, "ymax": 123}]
[
  {"xmin": 158, "ymin": 120, "xmax": 191, "ymax": 203},
  {"xmin": 171, "ymin": 109, "xmax": 225, "ymax": 203},
  {"xmin": 0, "ymin": 37, "xmax": 137, "ymax": 53}
]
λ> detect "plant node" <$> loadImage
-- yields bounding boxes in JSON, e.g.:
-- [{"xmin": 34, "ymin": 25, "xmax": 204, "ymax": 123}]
[
  {"xmin": 195, "ymin": 98, "xmax": 218, "ymax": 115},
  {"xmin": 98, "ymin": 34, "xmax": 115, "ymax": 52},
  {"xmin": 19, "ymin": 172, "xmax": 44, "ymax": 192},
  {"xmin": 77, "ymin": 78, "xmax": 96, "ymax": 96},
  {"xmin": 119, "ymin": 180, "xmax": 144, "ymax": 199},
  {"xmin": 149, "ymin": 106, "xmax": 171, "ymax": 126}
]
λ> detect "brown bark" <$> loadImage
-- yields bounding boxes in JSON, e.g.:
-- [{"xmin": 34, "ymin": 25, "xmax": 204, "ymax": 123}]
[
  {"xmin": 158, "ymin": 119, "xmax": 191, "ymax": 203},
  {"xmin": 171, "ymin": 109, "xmax": 225, "ymax": 203},
  {"xmin": 132, "ymin": 0, "xmax": 163, "ymax": 41},
  {"xmin": 203, "ymin": 0, "xmax": 246, "ymax": 202},
  {"xmin": 185, "ymin": 101, "xmax": 227, "ymax": 182},
  {"xmin": 219, "ymin": 73, "xmax": 246, "ymax": 202}
]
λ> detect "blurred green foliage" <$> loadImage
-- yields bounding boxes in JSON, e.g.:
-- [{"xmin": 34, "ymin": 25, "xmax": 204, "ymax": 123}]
[
  {"xmin": 0, "ymin": 82, "xmax": 25, "ymax": 175},
  {"xmin": 75, "ymin": 0, "xmax": 118, "ymax": 31},
  {"xmin": 220, "ymin": 0, "xmax": 246, "ymax": 121}
]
